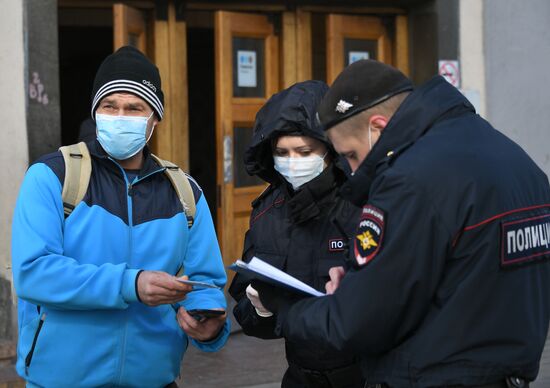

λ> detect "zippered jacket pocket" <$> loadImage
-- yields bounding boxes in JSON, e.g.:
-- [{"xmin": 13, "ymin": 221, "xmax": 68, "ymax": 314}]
[{"xmin": 25, "ymin": 312, "xmax": 46, "ymax": 375}]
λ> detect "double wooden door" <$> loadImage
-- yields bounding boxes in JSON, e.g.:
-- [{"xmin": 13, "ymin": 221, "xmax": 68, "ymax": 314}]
[
  {"xmin": 111, "ymin": 5, "xmax": 409, "ymax": 284},
  {"xmin": 215, "ymin": 12, "xmax": 279, "ymax": 281},
  {"xmin": 213, "ymin": 11, "xmax": 408, "ymax": 280}
]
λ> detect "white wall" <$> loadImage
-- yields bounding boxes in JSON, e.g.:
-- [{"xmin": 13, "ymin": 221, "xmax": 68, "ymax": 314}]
[
  {"xmin": 483, "ymin": 0, "xmax": 550, "ymax": 177},
  {"xmin": 459, "ymin": 0, "xmax": 486, "ymax": 118},
  {"xmin": 0, "ymin": 0, "xmax": 28, "ymax": 334}
]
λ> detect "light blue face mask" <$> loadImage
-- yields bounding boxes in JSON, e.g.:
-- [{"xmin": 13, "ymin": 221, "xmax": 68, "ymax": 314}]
[{"xmin": 96, "ymin": 112, "xmax": 154, "ymax": 160}]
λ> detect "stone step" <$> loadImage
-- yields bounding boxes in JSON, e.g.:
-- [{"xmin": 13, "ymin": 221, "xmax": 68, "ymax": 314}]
[
  {"xmin": 0, "ymin": 341, "xmax": 23, "ymax": 388},
  {"xmin": 0, "ymin": 364, "xmax": 24, "ymax": 388},
  {"xmin": 0, "ymin": 341, "xmax": 15, "ymax": 363}
]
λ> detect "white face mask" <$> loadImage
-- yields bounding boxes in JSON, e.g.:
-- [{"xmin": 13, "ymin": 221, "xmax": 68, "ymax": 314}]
[{"xmin": 273, "ymin": 153, "xmax": 326, "ymax": 190}]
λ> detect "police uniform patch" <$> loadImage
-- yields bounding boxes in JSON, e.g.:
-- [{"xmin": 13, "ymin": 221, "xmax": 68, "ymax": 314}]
[
  {"xmin": 501, "ymin": 213, "xmax": 550, "ymax": 267},
  {"xmin": 354, "ymin": 205, "xmax": 385, "ymax": 266},
  {"xmin": 328, "ymin": 238, "xmax": 345, "ymax": 252}
]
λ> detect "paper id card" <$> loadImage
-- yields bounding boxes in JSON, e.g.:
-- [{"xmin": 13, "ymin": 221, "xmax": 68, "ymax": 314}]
[{"xmin": 177, "ymin": 278, "xmax": 221, "ymax": 289}]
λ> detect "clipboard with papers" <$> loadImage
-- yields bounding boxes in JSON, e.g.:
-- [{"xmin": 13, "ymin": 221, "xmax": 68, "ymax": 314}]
[{"xmin": 227, "ymin": 256, "xmax": 325, "ymax": 297}]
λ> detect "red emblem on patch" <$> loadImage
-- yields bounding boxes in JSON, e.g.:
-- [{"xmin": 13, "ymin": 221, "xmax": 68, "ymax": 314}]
[{"xmin": 354, "ymin": 205, "xmax": 385, "ymax": 266}]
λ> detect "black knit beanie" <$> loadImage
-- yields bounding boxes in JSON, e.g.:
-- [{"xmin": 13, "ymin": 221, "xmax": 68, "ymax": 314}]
[{"xmin": 90, "ymin": 46, "xmax": 164, "ymax": 120}]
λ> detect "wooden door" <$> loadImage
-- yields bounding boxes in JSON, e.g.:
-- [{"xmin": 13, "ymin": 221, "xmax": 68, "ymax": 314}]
[
  {"xmin": 113, "ymin": 2, "xmax": 189, "ymax": 170},
  {"xmin": 326, "ymin": 14, "xmax": 393, "ymax": 84},
  {"xmin": 113, "ymin": 4, "xmax": 147, "ymax": 52},
  {"xmin": 215, "ymin": 11, "xmax": 279, "ymax": 281}
]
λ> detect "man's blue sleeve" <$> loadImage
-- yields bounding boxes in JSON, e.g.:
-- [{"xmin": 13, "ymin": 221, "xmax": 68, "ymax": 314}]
[
  {"xmin": 180, "ymin": 194, "xmax": 230, "ymax": 352},
  {"xmin": 11, "ymin": 163, "xmax": 139, "ymax": 310}
]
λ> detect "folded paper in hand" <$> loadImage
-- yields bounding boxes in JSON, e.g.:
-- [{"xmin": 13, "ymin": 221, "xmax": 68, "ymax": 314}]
[{"xmin": 228, "ymin": 256, "xmax": 325, "ymax": 297}]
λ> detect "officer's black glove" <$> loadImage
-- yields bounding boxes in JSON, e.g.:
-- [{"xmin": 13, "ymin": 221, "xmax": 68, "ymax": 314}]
[{"xmin": 250, "ymin": 280, "xmax": 302, "ymax": 315}]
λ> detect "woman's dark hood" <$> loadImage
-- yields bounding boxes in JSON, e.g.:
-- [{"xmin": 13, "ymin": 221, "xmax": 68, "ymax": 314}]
[{"xmin": 244, "ymin": 80, "xmax": 330, "ymax": 184}]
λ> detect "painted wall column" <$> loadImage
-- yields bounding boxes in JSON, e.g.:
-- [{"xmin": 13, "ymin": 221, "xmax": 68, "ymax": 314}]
[
  {"xmin": 0, "ymin": 0, "xmax": 28, "ymax": 347},
  {"xmin": 482, "ymin": 0, "xmax": 550, "ymax": 176},
  {"xmin": 26, "ymin": 0, "xmax": 61, "ymax": 162},
  {"xmin": 459, "ymin": 0, "xmax": 487, "ymax": 118}
]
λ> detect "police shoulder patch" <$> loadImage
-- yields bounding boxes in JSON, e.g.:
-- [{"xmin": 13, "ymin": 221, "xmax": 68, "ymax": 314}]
[
  {"xmin": 354, "ymin": 204, "xmax": 385, "ymax": 266},
  {"xmin": 501, "ymin": 213, "xmax": 550, "ymax": 267}
]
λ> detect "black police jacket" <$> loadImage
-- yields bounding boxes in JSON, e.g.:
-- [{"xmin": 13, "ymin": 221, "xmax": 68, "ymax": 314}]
[
  {"xmin": 229, "ymin": 163, "xmax": 363, "ymax": 371},
  {"xmin": 273, "ymin": 76, "xmax": 550, "ymax": 387}
]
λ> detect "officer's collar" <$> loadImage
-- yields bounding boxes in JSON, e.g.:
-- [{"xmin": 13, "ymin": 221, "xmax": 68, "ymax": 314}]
[
  {"xmin": 285, "ymin": 163, "xmax": 340, "ymax": 224},
  {"xmin": 340, "ymin": 76, "xmax": 474, "ymax": 206}
]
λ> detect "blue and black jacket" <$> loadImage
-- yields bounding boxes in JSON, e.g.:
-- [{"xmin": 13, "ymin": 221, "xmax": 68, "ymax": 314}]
[
  {"xmin": 274, "ymin": 77, "xmax": 550, "ymax": 387},
  {"xmin": 12, "ymin": 140, "xmax": 229, "ymax": 387}
]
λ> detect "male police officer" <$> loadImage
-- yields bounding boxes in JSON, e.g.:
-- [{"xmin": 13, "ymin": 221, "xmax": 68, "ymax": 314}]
[{"xmin": 254, "ymin": 60, "xmax": 550, "ymax": 387}]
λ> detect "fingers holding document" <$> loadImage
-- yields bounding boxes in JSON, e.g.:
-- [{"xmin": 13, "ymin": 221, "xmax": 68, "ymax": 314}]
[
  {"xmin": 136, "ymin": 271, "xmax": 193, "ymax": 306},
  {"xmin": 325, "ymin": 266, "xmax": 346, "ymax": 295},
  {"xmin": 246, "ymin": 284, "xmax": 273, "ymax": 317}
]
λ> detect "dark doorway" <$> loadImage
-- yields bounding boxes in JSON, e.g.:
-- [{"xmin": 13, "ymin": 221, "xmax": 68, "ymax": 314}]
[
  {"xmin": 58, "ymin": 8, "xmax": 113, "ymax": 146},
  {"xmin": 311, "ymin": 13, "xmax": 327, "ymax": 82},
  {"xmin": 187, "ymin": 25, "xmax": 217, "ymax": 225}
]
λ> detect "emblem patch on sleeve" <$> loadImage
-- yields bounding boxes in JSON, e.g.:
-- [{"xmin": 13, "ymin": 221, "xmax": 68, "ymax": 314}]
[
  {"xmin": 501, "ymin": 213, "xmax": 550, "ymax": 267},
  {"xmin": 354, "ymin": 205, "xmax": 385, "ymax": 266}
]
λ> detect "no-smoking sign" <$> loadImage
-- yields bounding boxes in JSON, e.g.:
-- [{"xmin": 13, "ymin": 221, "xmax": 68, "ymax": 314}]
[{"xmin": 438, "ymin": 60, "xmax": 460, "ymax": 88}]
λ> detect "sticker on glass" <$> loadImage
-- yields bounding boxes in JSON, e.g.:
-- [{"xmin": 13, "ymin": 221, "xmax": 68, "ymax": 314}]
[{"xmin": 237, "ymin": 50, "xmax": 257, "ymax": 88}]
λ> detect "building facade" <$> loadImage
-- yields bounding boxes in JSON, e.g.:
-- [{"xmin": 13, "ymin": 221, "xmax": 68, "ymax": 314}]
[{"xmin": 1, "ymin": 0, "xmax": 549, "ymax": 383}]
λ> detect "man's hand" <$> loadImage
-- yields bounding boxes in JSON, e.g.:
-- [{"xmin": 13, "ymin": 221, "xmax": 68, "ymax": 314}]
[
  {"xmin": 177, "ymin": 307, "xmax": 226, "ymax": 342},
  {"xmin": 137, "ymin": 271, "xmax": 192, "ymax": 306},
  {"xmin": 325, "ymin": 266, "xmax": 346, "ymax": 295}
]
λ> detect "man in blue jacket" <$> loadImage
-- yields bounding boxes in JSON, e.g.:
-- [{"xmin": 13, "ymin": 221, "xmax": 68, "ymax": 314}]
[
  {"xmin": 12, "ymin": 46, "xmax": 229, "ymax": 387},
  {"xmin": 254, "ymin": 60, "xmax": 550, "ymax": 387}
]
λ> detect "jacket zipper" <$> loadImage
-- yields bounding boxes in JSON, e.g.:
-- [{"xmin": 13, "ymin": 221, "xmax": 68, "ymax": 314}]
[
  {"xmin": 114, "ymin": 166, "xmax": 164, "ymax": 384},
  {"xmin": 107, "ymin": 160, "xmax": 164, "ymax": 384},
  {"xmin": 25, "ymin": 312, "xmax": 47, "ymax": 375},
  {"xmin": 118, "ymin": 168, "xmax": 135, "ymax": 384}
]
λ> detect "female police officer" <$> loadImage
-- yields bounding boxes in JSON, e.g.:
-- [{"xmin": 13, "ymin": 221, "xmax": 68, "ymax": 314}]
[{"xmin": 228, "ymin": 80, "xmax": 364, "ymax": 388}]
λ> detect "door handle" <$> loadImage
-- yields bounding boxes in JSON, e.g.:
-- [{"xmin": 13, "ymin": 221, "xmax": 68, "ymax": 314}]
[{"xmin": 223, "ymin": 135, "xmax": 233, "ymax": 183}]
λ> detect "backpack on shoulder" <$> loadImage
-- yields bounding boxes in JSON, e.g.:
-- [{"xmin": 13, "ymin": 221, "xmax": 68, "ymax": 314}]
[
  {"xmin": 59, "ymin": 142, "xmax": 196, "ymax": 227},
  {"xmin": 7, "ymin": 142, "xmax": 196, "ymax": 304}
]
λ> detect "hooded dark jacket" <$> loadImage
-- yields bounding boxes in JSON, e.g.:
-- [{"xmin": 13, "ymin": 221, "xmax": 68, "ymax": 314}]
[
  {"xmin": 229, "ymin": 81, "xmax": 364, "ymax": 386},
  {"xmin": 273, "ymin": 77, "xmax": 550, "ymax": 387}
]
